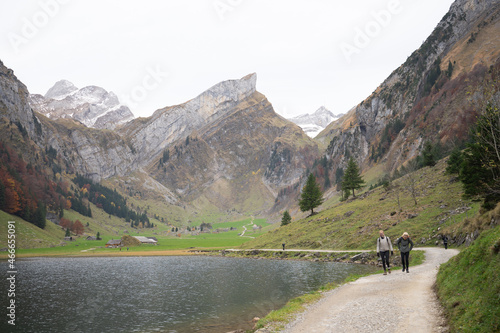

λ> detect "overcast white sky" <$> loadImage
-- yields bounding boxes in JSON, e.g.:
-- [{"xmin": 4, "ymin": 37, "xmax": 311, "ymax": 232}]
[{"xmin": 1, "ymin": 0, "xmax": 455, "ymax": 118}]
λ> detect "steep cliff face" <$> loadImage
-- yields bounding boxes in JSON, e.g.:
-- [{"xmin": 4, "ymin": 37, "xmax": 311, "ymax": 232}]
[
  {"xmin": 148, "ymin": 90, "xmax": 318, "ymax": 213},
  {"xmin": 0, "ymin": 60, "xmax": 38, "ymax": 138},
  {"xmin": 120, "ymin": 73, "xmax": 259, "ymax": 169},
  {"xmin": 30, "ymin": 80, "xmax": 135, "ymax": 130},
  {"xmin": 38, "ymin": 115, "xmax": 135, "ymax": 181},
  {"xmin": 317, "ymin": 0, "xmax": 500, "ymax": 177}
]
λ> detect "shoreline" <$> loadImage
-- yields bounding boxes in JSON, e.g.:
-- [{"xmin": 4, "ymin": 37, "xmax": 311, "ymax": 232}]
[{"xmin": 0, "ymin": 248, "xmax": 205, "ymax": 259}]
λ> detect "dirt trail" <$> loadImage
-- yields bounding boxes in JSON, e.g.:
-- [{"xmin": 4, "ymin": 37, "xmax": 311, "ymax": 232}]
[
  {"xmin": 240, "ymin": 216, "xmax": 256, "ymax": 238},
  {"xmin": 282, "ymin": 248, "xmax": 458, "ymax": 333}
]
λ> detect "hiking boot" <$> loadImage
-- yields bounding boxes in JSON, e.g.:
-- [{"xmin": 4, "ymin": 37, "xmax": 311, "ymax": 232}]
[
  {"xmin": 388, "ymin": 268, "xmax": 391, "ymax": 274},
  {"xmin": 406, "ymin": 269, "xmax": 409, "ymax": 273},
  {"xmin": 402, "ymin": 268, "xmax": 405, "ymax": 272},
  {"xmin": 383, "ymin": 271, "xmax": 387, "ymax": 275}
]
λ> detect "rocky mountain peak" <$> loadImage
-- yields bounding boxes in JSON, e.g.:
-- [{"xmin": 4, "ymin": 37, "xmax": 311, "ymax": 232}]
[
  {"xmin": 44, "ymin": 79, "xmax": 78, "ymax": 100},
  {"xmin": 31, "ymin": 81, "xmax": 134, "ymax": 130},
  {"xmin": 288, "ymin": 106, "xmax": 341, "ymax": 138},
  {"xmin": 195, "ymin": 72, "xmax": 257, "ymax": 108}
]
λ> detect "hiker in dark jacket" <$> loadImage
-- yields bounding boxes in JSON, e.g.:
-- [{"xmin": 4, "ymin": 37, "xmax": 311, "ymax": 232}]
[
  {"xmin": 442, "ymin": 235, "xmax": 448, "ymax": 250},
  {"xmin": 376, "ymin": 230, "xmax": 393, "ymax": 275},
  {"xmin": 396, "ymin": 232, "xmax": 414, "ymax": 273}
]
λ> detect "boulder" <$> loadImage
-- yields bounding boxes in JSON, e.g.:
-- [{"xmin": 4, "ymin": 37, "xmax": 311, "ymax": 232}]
[{"xmin": 344, "ymin": 211, "xmax": 355, "ymax": 217}]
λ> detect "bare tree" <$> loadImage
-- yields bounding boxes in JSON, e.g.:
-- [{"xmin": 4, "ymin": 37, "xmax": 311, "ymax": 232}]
[
  {"xmin": 402, "ymin": 159, "xmax": 420, "ymax": 206},
  {"xmin": 389, "ymin": 182, "xmax": 403, "ymax": 213}
]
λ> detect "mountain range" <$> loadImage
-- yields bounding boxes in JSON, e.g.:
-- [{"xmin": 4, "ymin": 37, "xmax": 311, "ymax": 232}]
[
  {"xmin": 29, "ymin": 80, "xmax": 134, "ymax": 130},
  {"xmin": 0, "ymin": 0, "xmax": 499, "ymax": 224}
]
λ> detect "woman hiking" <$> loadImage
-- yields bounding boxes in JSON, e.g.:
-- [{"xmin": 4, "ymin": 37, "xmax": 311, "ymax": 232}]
[
  {"xmin": 396, "ymin": 232, "xmax": 414, "ymax": 273},
  {"xmin": 376, "ymin": 230, "xmax": 393, "ymax": 275}
]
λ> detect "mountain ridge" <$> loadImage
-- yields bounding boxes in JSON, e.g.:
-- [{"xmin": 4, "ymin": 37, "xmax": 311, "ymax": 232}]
[
  {"xmin": 30, "ymin": 80, "xmax": 135, "ymax": 130},
  {"xmin": 314, "ymin": 0, "xmax": 500, "ymax": 179}
]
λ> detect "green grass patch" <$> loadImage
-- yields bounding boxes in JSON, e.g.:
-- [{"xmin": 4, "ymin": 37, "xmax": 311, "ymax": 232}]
[
  {"xmin": 436, "ymin": 224, "xmax": 500, "ymax": 332},
  {"xmin": 3, "ymin": 215, "xmax": 270, "ymax": 257},
  {"xmin": 0, "ymin": 211, "xmax": 64, "ymax": 249},
  {"xmin": 254, "ymin": 290, "xmax": 324, "ymax": 331}
]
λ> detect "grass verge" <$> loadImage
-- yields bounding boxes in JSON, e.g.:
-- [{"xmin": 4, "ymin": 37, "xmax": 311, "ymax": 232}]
[{"xmin": 436, "ymin": 224, "xmax": 500, "ymax": 332}]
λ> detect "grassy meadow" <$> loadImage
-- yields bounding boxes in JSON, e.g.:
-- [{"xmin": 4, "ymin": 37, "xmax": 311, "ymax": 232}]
[{"xmin": 0, "ymin": 212, "xmax": 272, "ymax": 258}]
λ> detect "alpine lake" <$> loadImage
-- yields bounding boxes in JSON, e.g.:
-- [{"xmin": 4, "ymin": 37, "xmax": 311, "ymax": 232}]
[{"xmin": 1, "ymin": 255, "xmax": 377, "ymax": 332}]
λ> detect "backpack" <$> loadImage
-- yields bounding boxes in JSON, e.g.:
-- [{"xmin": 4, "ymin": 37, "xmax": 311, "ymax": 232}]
[{"xmin": 378, "ymin": 236, "xmax": 390, "ymax": 248}]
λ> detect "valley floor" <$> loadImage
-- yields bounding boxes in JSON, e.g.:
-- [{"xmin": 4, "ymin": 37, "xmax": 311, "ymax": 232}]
[{"xmin": 280, "ymin": 248, "xmax": 458, "ymax": 333}]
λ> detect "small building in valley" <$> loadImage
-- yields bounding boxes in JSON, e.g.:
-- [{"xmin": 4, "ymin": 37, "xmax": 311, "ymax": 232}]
[
  {"xmin": 133, "ymin": 236, "xmax": 158, "ymax": 245},
  {"xmin": 105, "ymin": 239, "xmax": 123, "ymax": 248}
]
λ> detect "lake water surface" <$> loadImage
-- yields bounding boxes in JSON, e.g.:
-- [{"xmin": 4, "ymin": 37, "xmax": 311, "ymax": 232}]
[{"xmin": 1, "ymin": 256, "xmax": 376, "ymax": 332}]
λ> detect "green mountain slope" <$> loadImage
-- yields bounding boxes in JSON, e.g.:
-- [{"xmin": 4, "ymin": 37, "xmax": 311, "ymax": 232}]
[
  {"xmin": 242, "ymin": 158, "xmax": 480, "ymax": 250},
  {"xmin": 0, "ymin": 210, "xmax": 64, "ymax": 249}
]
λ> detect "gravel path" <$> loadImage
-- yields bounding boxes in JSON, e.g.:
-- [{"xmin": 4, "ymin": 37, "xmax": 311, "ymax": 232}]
[{"xmin": 282, "ymin": 247, "xmax": 459, "ymax": 333}]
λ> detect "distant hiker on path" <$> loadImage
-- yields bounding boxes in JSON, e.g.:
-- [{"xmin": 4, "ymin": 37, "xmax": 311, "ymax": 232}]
[
  {"xmin": 396, "ymin": 232, "xmax": 414, "ymax": 273},
  {"xmin": 377, "ymin": 230, "xmax": 393, "ymax": 275},
  {"xmin": 442, "ymin": 235, "xmax": 448, "ymax": 250},
  {"xmin": 282, "ymin": 243, "xmax": 286, "ymax": 251}
]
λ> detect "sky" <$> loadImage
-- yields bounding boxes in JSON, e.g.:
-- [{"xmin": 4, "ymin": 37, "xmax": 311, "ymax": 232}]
[{"xmin": 1, "ymin": 0, "xmax": 455, "ymax": 119}]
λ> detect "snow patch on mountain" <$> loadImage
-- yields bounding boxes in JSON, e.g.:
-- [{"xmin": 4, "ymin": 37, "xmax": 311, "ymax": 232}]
[
  {"xmin": 31, "ymin": 81, "xmax": 134, "ymax": 130},
  {"xmin": 288, "ymin": 106, "xmax": 342, "ymax": 138}
]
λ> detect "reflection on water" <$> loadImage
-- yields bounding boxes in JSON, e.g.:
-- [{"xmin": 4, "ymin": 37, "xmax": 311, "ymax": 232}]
[{"xmin": 0, "ymin": 256, "xmax": 376, "ymax": 333}]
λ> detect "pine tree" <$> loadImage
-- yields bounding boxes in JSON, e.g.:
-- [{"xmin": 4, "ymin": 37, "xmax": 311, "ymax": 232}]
[
  {"xmin": 446, "ymin": 148, "xmax": 463, "ymax": 175},
  {"xmin": 281, "ymin": 210, "xmax": 292, "ymax": 226},
  {"xmin": 33, "ymin": 203, "xmax": 46, "ymax": 229},
  {"xmin": 0, "ymin": 181, "xmax": 5, "ymax": 210},
  {"xmin": 422, "ymin": 141, "xmax": 436, "ymax": 167},
  {"xmin": 341, "ymin": 158, "xmax": 365, "ymax": 198},
  {"xmin": 96, "ymin": 232, "xmax": 101, "ymax": 240},
  {"xmin": 65, "ymin": 228, "xmax": 71, "ymax": 237},
  {"xmin": 299, "ymin": 173, "xmax": 324, "ymax": 215}
]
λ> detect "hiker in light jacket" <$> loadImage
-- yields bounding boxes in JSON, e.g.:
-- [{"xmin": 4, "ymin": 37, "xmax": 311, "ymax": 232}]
[
  {"xmin": 396, "ymin": 232, "xmax": 414, "ymax": 273},
  {"xmin": 376, "ymin": 230, "xmax": 393, "ymax": 275}
]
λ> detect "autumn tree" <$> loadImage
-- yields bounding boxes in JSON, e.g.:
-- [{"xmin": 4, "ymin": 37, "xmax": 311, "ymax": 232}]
[
  {"xmin": 60, "ymin": 218, "xmax": 72, "ymax": 229},
  {"xmin": 72, "ymin": 220, "xmax": 84, "ymax": 235},
  {"xmin": 4, "ymin": 178, "xmax": 21, "ymax": 214},
  {"xmin": 299, "ymin": 173, "xmax": 324, "ymax": 216},
  {"xmin": 341, "ymin": 158, "xmax": 365, "ymax": 198}
]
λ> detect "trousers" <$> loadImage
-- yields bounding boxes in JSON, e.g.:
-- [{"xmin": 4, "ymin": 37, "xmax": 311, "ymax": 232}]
[
  {"xmin": 401, "ymin": 251, "xmax": 410, "ymax": 269},
  {"xmin": 380, "ymin": 251, "xmax": 390, "ymax": 270}
]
